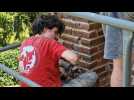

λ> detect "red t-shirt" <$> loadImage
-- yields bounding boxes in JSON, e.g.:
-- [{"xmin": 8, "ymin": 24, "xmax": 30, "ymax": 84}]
[{"xmin": 19, "ymin": 36, "xmax": 67, "ymax": 87}]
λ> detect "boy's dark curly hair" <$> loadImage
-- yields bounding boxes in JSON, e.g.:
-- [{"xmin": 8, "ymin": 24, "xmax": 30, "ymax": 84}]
[{"xmin": 32, "ymin": 15, "xmax": 65, "ymax": 35}]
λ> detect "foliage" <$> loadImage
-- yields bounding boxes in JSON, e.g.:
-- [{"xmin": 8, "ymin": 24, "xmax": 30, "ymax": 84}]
[
  {"xmin": 0, "ymin": 49, "xmax": 19, "ymax": 86},
  {"xmin": 0, "ymin": 12, "xmax": 49, "ymax": 86}
]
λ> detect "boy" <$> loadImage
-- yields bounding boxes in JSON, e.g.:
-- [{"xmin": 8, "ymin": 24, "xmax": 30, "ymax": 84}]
[{"xmin": 18, "ymin": 15, "xmax": 79, "ymax": 87}]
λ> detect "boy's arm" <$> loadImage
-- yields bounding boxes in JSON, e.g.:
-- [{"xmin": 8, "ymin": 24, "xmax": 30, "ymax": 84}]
[
  {"xmin": 61, "ymin": 50, "xmax": 79, "ymax": 65},
  {"xmin": 49, "ymin": 39, "xmax": 79, "ymax": 65}
]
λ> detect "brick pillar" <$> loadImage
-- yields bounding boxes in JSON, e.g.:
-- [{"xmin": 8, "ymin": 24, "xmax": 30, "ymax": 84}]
[{"xmin": 56, "ymin": 13, "xmax": 113, "ymax": 87}]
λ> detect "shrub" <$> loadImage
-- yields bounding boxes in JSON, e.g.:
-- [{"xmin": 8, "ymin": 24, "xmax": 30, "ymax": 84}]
[{"xmin": 0, "ymin": 48, "xmax": 19, "ymax": 86}]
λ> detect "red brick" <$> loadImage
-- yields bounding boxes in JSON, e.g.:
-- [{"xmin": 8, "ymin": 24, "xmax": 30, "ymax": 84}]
[
  {"xmin": 63, "ymin": 21, "xmax": 101, "ymax": 31},
  {"xmin": 71, "ymin": 16, "xmax": 90, "ymax": 23},
  {"xmin": 57, "ymin": 13, "xmax": 91, "ymax": 23},
  {"xmin": 97, "ymin": 36, "xmax": 105, "ymax": 43},
  {"xmin": 79, "ymin": 51, "xmax": 103, "ymax": 63},
  {"xmin": 72, "ymin": 29, "xmax": 89, "ymax": 38},
  {"xmin": 107, "ymin": 63, "xmax": 113, "ymax": 70},
  {"xmin": 78, "ymin": 60, "xmax": 98, "ymax": 69},
  {"xmin": 102, "ymin": 59, "xmax": 109, "ymax": 63},
  {"xmin": 109, "ymin": 60, "xmax": 113, "ymax": 65},
  {"xmin": 98, "ymin": 71, "xmax": 109, "ymax": 78},
  {"xmin": 97, "ymin": 78, "xmax": 108, "ymax": 87},
  {"xmin": 64, "ymin": 26, "xmax": 72, "ymax": 35},
  {"xmin": 97, "ymin": 76, "xmax": 107, "ymax": 85},
  {"xmin": 96, "ymin": 79, "xmax": 100, "ymax": 85},
  {"xmin": 97, "ymin": 59, "xmax": 109, "ymax": 66},
  {"xmin": 89, "ymin": 47, "xmax": 99, "ymax": 54},
  {"xmin": 106, "ymin": 73, "xmax": 111, "ymax": 79},
  {"xmin": 61, "ymin": 18, "xmax": 91, "ymax": 30},
  {"xmin": 90, "ymin": 52, "xmax": 102, "ymax": 61},
  {"xmin": 72, "ymin": 29, "xmax": 97, "ymax": 39},
  {"xmin": 101, "ymin": 75, "xmax": 111, "ymax": 86},
  {"xmin": 97, "ymin": 43, "xmax": 104, "ymax": 51},
  {"xmin": 62, "ymin": 41, "xmax": 73, "ymax": 50},
  {"xmin": 102, "ymin": 83, "xmax": 110, "ymax": 87},
  {"xmin": 97, "ymin": 28, "xmax": 104, "ymax": 36},
  {"xmin": 81, "ymin": 36, "xmax": 105, "ymax": 47},
  {"xmin": 97, "ymin": 59, "xmax": 105, "ymax": 66},
  {"xmin": 92, "ymin": 65, "xmax": 106, "ymax": 74},
  {"xmin": 73, "ymin": 44, "xmax": 89, "ymax": 54},
  {"xmin": 80, "ymin": 38, "xmax": 93, "ymax": 47},
  {"xmin": 61, "ymin": 18, "xmax": 75, "ymax": 28},
  {"xmin": 88, "ymin": 30, "xmax": 98, "ymax": 38},
  {"xmin": 89, "ymin": 23, "xmax": 102, "ymax": 30},
  {"xmin": 60, "ymin": 15, "xmax": 74, "ymax": 21},
  {"xmin": 74, "ymin": 21, "xmax": 89, "ymax": 30},
  {"xmin": 78, "ymin": 53, "xmax": 91, "ymax": 62},
  {"xmin": 73, "ymin": 44, "xmax": 98, "ymax": 55},
  {"xmin": 61, "ymin": 34, "xmax": 80, "ymax": 43}
]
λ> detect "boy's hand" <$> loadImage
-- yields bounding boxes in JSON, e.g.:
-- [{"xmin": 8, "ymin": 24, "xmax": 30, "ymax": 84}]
[{"xmin": 61, "ymin": 50, "xmax": 79, "ymax": 65}]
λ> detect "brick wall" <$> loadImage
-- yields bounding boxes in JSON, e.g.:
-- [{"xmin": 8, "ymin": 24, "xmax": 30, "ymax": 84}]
[{"xmin": 56, "ymin": 13, "xmax": 113, "ymax": 87}]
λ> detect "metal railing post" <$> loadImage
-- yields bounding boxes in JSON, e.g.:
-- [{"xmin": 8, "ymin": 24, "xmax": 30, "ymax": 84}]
[
  {"xmin": 0, "ymin": 43, "xmax": 21, "ymax": 52},
  {"xmin": 122, "ymin": 30, "xmax": 134, "ymax": 87},
  {"xmin": 0, "ymin": 64, "xmax": 41, "ymax": 87}
]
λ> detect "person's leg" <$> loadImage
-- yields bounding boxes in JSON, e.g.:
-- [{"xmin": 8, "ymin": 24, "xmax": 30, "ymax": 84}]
[
  {"xmin": 101, "ymin": 12, "xmax": 134, "ymax": 87},
  {"xmin": 103, "ymin": 27, "xmax": 123, "ymax": 87},
  {"xmin": 111, "ymin": 58, "xmax": 123, "ymax": 87},
  {"xmin": 102, "ymin": 14, "xmax": 123, "ymax": 87},
  {"xmin": 109, "ymin": 38, "xmax": 134, "ymax": 87},
  {"xmin": 110, "ymin": 41, "xmax": 134, "ymax": 87}
]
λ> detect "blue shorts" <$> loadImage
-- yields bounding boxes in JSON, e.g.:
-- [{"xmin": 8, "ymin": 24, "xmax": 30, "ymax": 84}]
[
  {"xmin": 101, "ymin": 12, "xmax": 134, "ymax": 59},
  {"xmin": 103, "ymin": 24, "xmax": 123, "ymax": 59}
]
